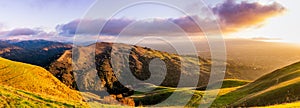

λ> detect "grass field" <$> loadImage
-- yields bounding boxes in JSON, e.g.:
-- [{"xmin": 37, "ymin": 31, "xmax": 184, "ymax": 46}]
[
  {"xmin": 131, "ymin": 79, "xmax": 250, "ymax": 107},
  {"xmin": 0, "ymin": 57, "xmax": 83, "ymax": 101},
  {"xmin": 131, "ymin": 85, "xmax": 204, "ymax": 107},
  {"xmin": 211, "ymin": 62, "xmax": 300, "ymax": 107},
  {"xmin": 0, "ymin": 85, "xmax": 87, "ymax": 107}
]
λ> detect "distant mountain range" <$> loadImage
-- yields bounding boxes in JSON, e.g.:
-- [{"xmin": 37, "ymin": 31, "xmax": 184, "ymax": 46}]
[{"xmin": 0, "ymin": 40, "xmax": 71, "ymax": 67}]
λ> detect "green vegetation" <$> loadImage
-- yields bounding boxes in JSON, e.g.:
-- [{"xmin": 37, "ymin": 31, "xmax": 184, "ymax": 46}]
[
  {"xmin": 131, "ymin": 80, "xmax": 249, "ymax": 107},
  {"xmin": 132, "ymin": 85, "xmax": 204, "ymax": 107},
  {"xmin": 219, "ymin": 79, "xmax": 250, "ymax": 89},
  {"xmin": 197, "ymin": 79, "xmax": 250, "ymax": 90},
  {"xmin": 211, "ymin": 62, "xmax": 300, "ymax": 107}
]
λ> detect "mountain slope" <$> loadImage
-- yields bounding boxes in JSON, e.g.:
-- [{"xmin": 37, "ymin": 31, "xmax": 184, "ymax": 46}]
[
  {"xmin": 0, "ymin": 57, "xmax": 83, "ymax": 102},
  {"xmin": 0, "ymin": 40, "xmax": 71, "ymax": 67},
  {"xmin": 49, "ymin": 42, "xmax": 212, "ymax": 94},
  {"xmin": 212, "ymin": 61, "xmax": 300, "ymax": 107}
]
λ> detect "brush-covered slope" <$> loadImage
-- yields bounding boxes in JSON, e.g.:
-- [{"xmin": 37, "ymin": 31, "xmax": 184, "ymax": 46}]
[
  {"xmin": 212, "ymin": 62, "xmax": 300, "ymax": 107},
  {"xmin": 0, "ymin": 40, "xmax": 71, "ymax": 67},
  {"xmin": 0, "ymin": 57, "xmax": 83, "ymax": 102},
  {"xmin": 49, "ymin": 42, "xmax": 212, "ymax": 95}
]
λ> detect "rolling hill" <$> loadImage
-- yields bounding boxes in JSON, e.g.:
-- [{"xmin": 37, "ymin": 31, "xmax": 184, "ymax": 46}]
[
  {"xmin": 0, "ymin": 57, "xmax": 84, "ymax": 103},
  {"xmin": 211, "ymin": 61, "xmax": 300, "ymax": 107}
]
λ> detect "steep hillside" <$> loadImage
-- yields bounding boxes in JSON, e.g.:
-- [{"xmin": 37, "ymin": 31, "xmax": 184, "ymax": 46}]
[
  {"xmin": 0, "ymin": 40, "xmax": 71, "ymax": 67},
  {"xmin": 48, "ymin": 50, "xmax": 77, "ymax": 90},
  {"xmin": 49, "ymin": 42, "xmax": 212, "ymax": 93},
  {"xmin": 212, "ymin": 62, "xmax": 300, "ymax": 107},
  {"xmin": 0, "ymin": 57, "xmax": 83, "ymax": 102}
]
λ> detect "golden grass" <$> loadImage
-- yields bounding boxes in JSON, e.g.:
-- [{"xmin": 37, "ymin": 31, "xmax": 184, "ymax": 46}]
[
  {"xmin": 263, "ymin": 101, "xmax": 300, "ymax": 108},
  {"xmin": 0, "ymin": 57, "xmax": 83, "ymax": 101},
  {"xmin": 0, "ymin": 57, "xmax": 132, "ymax": 107},
  {"xmin": 0, "ymin": 84, "xmax": 87, "ymax": 107}
]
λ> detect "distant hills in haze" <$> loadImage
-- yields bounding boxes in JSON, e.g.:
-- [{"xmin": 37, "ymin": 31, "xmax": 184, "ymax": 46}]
[{"xmin": 0, "ymin": 40, "xmax": 71, "ymax": 67}]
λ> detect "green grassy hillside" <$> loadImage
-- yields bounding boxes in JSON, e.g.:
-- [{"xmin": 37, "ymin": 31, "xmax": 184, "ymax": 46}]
[
  {"xmin": 131, "ymin": 85, "xmax": 204, "ymax": 107},
  {"xmin": 196, "ymin": 79, "xmax": 250, "ymax": 90},
  {"xmin": 131, "ymin": 79, "xmax": 249, "ymax": 107},
  {"xmin": 212, "ymin": 62, "xmax": 300, "ymax": 107}
]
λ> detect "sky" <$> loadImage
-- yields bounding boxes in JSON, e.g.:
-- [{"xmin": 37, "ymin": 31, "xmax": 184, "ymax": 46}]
[{"xmin": 0, "ymin": 0, "xmax": 299, "ymax": 44}]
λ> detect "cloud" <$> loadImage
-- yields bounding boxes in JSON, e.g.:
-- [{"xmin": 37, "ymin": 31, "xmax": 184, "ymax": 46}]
[
  {"xmin": 0, "ymin": 23, "xmax": 5, "ymax": 31},
  {"xmin": 57, "ymin": 0, "xmax": 286, "ymax": 37},
  {"xmin": 56, "ymin": 16, "xmax": 207, "ymax": 36},
  {"xmin": 213, "ymin": 0, "xmax": 286, "ymax": 32},
  {"xmin": 251, "ymin": 37, "xmax": 281, "ymax": 41},
  {"xmin": 2, "ymin": 28, "xmax": 41, "ymax": 36},
  {"xmin": 0, "ymin": 28, "xmax": 71, "ymax": 41},
  {"xmin": 56, "ymin": 18, "xmax": 135, "ymax": 36}
]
